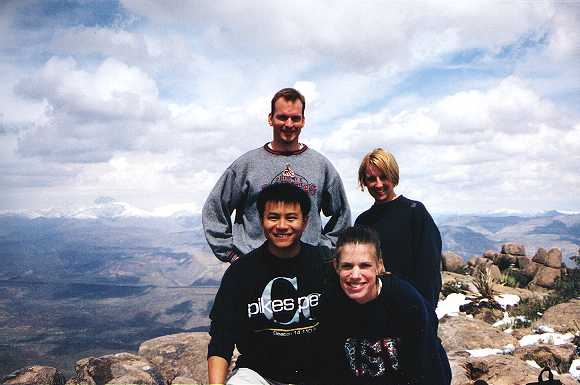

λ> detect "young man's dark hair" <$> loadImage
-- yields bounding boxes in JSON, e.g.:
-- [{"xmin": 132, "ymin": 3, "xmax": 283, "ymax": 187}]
[
  {"xmin": 270, "ymin": 87, "xmax": 306, "ymax": 115},
  {"xmin": 257, "ymin": 182, "xmax": 311, "ymax": 219},
  {"xmin": 335, "ymin": 225, "xmax": 382, "ymax": 261}
]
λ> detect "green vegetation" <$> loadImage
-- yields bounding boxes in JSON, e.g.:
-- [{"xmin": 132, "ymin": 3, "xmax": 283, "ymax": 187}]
[{"xmin": 498, "ymin": 268, "xmax": 530, "ymax": 288}]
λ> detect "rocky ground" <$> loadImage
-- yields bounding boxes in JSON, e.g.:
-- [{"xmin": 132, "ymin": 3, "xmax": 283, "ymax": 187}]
[{"xmin": 3, "ymin": 244, "xmax": 579, "ymax": 385}]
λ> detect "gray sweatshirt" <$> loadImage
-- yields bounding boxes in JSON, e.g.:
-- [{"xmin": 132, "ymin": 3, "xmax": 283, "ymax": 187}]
[{"xmin": 202, "ymin": 144, "xmax": 351, "ymax": 262}]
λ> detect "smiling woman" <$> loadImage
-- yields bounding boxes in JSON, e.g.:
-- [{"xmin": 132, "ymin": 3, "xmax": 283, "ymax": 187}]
[{"xmin": 318, "ymin": 226, "xmax": 451, "ymax": 385}]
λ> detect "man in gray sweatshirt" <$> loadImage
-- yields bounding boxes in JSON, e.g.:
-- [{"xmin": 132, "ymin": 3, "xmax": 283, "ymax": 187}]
[{"xmin": 202, "ymin": 87, "xmax": 351, "ymax": 263}]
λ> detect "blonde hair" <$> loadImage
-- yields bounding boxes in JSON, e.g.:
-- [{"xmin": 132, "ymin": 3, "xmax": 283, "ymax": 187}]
[{"xmin": 357, "ymin": 148, "xmax": 399, "ymax": 191}]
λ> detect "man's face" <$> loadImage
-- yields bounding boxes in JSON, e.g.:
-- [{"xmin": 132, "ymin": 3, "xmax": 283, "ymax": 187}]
[
  {"xmin": 262, "ymin": 201, "xmax": 306, "ymax": 257},
  {"xmin": 334, "ymin": 243, "xmax": 384, "ymax": 304},
  {"xmin": 364, "ymin": 164, "xmax": 396, "ymax": 203},
  {"xmin": 268, "ymin": 98, "xmax": 304, "ymax": 150}
]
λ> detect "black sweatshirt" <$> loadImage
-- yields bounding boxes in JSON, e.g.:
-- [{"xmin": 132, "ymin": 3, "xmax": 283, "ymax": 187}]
[
  {"xmin": 355, "ymin": 195, "xmax": 442, "ymax": 306},
  {"xmin": 207, "ymin": 242, "xmax": 327, "ymax": 383},
  {"xmin": 318, "ymin": 275, "xmax": 451, "ymax": 385}
]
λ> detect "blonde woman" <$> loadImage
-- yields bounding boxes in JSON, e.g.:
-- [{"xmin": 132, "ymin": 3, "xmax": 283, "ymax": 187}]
[{"xmin": 355, "ymin": 148, "xmax": 442, "ymax": 306}]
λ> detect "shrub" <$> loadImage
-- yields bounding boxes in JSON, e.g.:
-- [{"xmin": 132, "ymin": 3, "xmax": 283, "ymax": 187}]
[
  {"xmin": 474, "ymin": 267, "xmax": 495, "ymax": 299},
  {"xmin": 441, "ymin": 280, "xmax": 470, "ymax": 297},
  {"xmin": 498, "ymin": 268, "xmax": 530, "ymax": 288}
]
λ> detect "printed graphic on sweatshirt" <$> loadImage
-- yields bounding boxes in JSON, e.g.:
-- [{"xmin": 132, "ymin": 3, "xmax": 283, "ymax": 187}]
[
  {"xmin": 268, "ymin": 164, "xmax": 317, "ymax": 195},
  {"xmin": 247, "ymin": 276, "xmax": 321, "ymax": 336},
  {"xmin": 344, "ymin": 337, "xmax": 400, "ymax": 377}
]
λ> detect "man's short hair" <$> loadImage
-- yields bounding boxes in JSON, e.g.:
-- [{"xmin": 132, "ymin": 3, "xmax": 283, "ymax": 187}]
[
  {"xmin": 358, "ymin": 148, "xmax": 399, "ymax": 190},
  {"xmin": 271, "ymin": 88, "xmax": 306, "ymax": 116},
  {"xmin": 257, "ymin": 183, "xmax": 311, "ymax": 219},
  {"xmin": 335, "ymin": 225, "xmax": 382, "ymax": 261}
]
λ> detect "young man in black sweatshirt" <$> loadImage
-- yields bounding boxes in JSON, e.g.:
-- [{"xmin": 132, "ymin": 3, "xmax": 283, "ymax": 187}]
[{"xmin": 207, "ymin": 183, "xmax": 328, "ymax": 385}]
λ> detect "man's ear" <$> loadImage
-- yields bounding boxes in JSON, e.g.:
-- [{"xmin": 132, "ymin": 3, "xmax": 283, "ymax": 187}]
[
  {"xmin": 332, "ymin": 259, "xmax": 339, "ymax": 273},
  {"xmin": 267, "ymin": 113, "xmax": 273, "ymax": 127}
]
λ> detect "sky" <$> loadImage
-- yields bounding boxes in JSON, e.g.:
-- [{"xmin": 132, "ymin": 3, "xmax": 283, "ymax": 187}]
[{"xmin": 0, "ymin": 0, "xmax": 579, "ymax": 217}]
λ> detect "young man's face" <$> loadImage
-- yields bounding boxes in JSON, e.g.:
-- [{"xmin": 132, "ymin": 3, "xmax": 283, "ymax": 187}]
[
  {"xmin": 262, "ymin": 201, "xmax": 306, "ymax": 257},
  {"xmin": 268, "ymin": 98, "xmax": 304, "ymax": 151},
  {"xmin": 364, "ymin": 164, "xmax": 396, "ymax": 203},
  {"xmin": 334, "ymin": 243, "xmax": 384, "ymax": 304}
]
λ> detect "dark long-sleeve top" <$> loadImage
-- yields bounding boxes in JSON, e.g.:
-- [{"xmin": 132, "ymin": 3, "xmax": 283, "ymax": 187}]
[
  {"xmin": 207, "ymin": 242, "xmax": 327, "ymax": 383},
  {"xmin": 355, "ymin": 195, "xmax": 442, "ymax": 306},
  {"xmin": 318, "ymin": 275, "xmax": 451, "ymax": 385}
]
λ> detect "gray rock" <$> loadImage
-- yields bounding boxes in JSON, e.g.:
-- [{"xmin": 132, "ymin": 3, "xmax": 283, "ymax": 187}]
[
  {"xmin": 65, "ymin": 352, "xmax": 163, "ymax": 385},
  {"xmin": 438, "ymin": 315, "xmax": 518, "ymax": 352},
  {"xmin": 501, "ymin": 243, "xmax": 526, "ymax": 256},
  {"xmin": 514, "ymin": 343, "xmax": 577, "ymax": 374},
  {"xmin": 538, "ymin": 299, "xmax": 580, "ymax": 333},
  {"xmin": 2, "ymin": 366, "xmax": 65, "ymax": 385},
  {"xmin": 522, "ymin": 260, "xmax": 542, "ymax": 279},
  {"xmin": 545, "ymin": 248, "xmax": 563, "ymax": 269},
  {"xmin": 468, "ymin": 256, "xmax": 487, "ymax": 267},
  {"xmin": 462, "ymin": 355, "xmax": 577, "ymax": 385},
  {"xmin": 442, "ymin": 252, "xmax": 465, "ymax": 273},
  {"xmin": 138, "ymin": 332, "xmax": 210, "ymax": 385},
  {"xmin": 532, "ymin": 247, "xmax": 548, "ymax": 265},
  {"xmin": 530, "ymin": 265, "xmax": 561, "ymax": 288},
  {"xmin": 483, "ymin": 250, "xmax": 497, "ymax": 259},
  {"xmin": 517, "ymin": 255, "xmax": 532, "ymax": 269}
]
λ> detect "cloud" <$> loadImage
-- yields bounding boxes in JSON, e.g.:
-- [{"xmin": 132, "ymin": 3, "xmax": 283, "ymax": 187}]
[{"xmin": 318, "ymin": 75, "xmax": 580, "ymax": 213}]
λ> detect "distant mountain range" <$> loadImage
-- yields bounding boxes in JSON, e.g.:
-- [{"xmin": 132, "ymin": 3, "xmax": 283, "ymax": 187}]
[
  {"xmin": 435, "ymin": 211, "xmax": 580, "ymax": 265},
  {"xmin": 1, "ymin": 198, "xmax": 578, "ymax": 287}
]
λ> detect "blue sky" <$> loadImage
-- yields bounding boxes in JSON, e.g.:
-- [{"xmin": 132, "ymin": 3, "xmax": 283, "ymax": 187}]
[{"xmin": 1, "ymin": 0, "xmax": 579, "ymax": 216}]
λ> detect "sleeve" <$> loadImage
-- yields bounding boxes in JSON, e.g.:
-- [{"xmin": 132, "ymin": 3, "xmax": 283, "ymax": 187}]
[
  {"xmin": 392, "ymin": 279, "xmax": 451, "ymax": 385},
  {"xmin": 319, "ymin": 164, "xmax": 352, "ymax": 248},
  {"xmin": 411, "ymin": 202, "xmax": 442, "ymax": 307},
  {"xmin": 207, "ymin": 266, "xmax": 241, "ymax": 361},
  {"xmin": 202, "ymin": 167, "xmax": 245, "ymax": 262}
]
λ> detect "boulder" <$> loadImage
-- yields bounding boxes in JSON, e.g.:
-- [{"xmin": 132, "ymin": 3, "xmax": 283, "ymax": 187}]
[
  {"xmin": 468, "ymin": 256, "xmax": 488, "ymax": 267},
  {"xmin": 1, "ymin": 366, "xmax": 65, "ymax": 385},
  {"xmin": 522, "ymin": 260, "xmax": 542, "ymax": 279},
  {"xmin": 447, "ymin": 352, "xmax": 471, "ymax": 385},
  {"xmin": 501, "ymin": 243, "xmax": 526, "ymax": 256},
  {"xmin": 514, "ymin": 343, "xmax": 577, "ymax": 374},
  {"xmin": 462, "ymin": 355, "xmax": 577, "ymax": 385},
  {"xmin": 545, "ymin": 248, "xmax": 563, "ymax": 269},
  {"xmin": 538, "ymin": 299, "xmax": 580, "ymax": 333},
  {"xmin": 530, "ymin": 266, "xmax": 561, "ymax": 289},
  {"xmin": 442, "ymin": 252, "xmax": 465, "ymax": 273},
  {"xmin": 65, "ymin": 352, "xmax": 164, "ymax": 385},
  {"xmin": 483, "ymin": 250, "xmax": 497, "ymax": 259},
  {"xmin": 532, "ymin": 247, "xmax": 548, "ymax": 265},
  {"xmin": 438, "ymin": 315, "xmax": 518, "ymax": 352},
  {"xmin": 137, "ymin": 332, "xmax": 211, "ymax": 385},
  {"xmin": 517, "ymin": 255, "xmax": 532, "ymax": 269}
]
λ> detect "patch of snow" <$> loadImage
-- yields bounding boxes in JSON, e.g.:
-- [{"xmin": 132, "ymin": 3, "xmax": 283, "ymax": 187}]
[
  {"xmin": 535, "ymin": 325, "xmax": 555, "ymax": 333},
  {"xmin": 494, "ymin": 294, "xmax": 520, "ymax": 309},
  {"xmin": 519, "ymin": 332, "xmax": 575, "ymax": 346},
  {"xmin": 466, "ymin": 348, "xmax": 503, "ymax": 357},
  {"xmin": 466, "ymin": 344, "xmax": 514, "ymax": 357},
  {"xmin": 526, "ymin": 360, "xmax": 542, "ymax": 369},
  {"xmin": 492, "ymin": 312, "xmax": 529, "ymax": 328},
  {"xmin": 570, "ymin": 359, "xmax": 580, "ymax": 380},
  {"xmin": 436, "ymin": 293, "xmax": 471, "ymax": 319}
]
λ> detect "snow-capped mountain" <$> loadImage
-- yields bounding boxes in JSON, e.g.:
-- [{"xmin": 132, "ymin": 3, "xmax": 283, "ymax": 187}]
[{"xmin": 1, "ymin": 197, "xmax": 200, "ymax": 219}]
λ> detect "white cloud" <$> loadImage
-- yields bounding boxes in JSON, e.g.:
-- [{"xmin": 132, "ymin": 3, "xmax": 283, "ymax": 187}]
[{"xmin": 1, "ymin": 0, "xmax": 579, "ymax": 214}]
